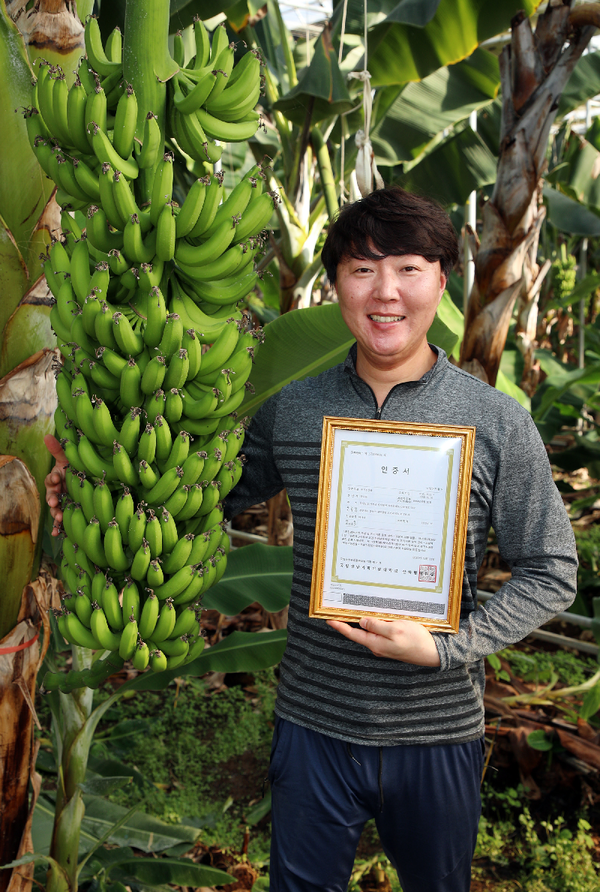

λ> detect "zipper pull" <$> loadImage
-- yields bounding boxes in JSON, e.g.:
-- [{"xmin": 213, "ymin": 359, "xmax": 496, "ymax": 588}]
[{"xmin": 375, "ymin": 406, "xmax": 382, "ymax": 419}]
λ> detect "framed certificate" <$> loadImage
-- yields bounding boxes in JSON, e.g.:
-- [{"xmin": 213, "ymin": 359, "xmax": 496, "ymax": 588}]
[{"xmin": 309, "ymin": 417, "xmax": 475, "ymax": 633}]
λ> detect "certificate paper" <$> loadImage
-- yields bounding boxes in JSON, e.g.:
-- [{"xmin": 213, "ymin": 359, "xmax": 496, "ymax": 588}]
[{"xmin": 309, "ymin": 418, "xmax": 475, "ymax": 633}]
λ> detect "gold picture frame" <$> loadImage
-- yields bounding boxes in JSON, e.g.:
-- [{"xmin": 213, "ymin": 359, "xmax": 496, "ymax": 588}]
[{"xmin": 309, "ymin": 417, "xmax": 476, "ymax": 633}]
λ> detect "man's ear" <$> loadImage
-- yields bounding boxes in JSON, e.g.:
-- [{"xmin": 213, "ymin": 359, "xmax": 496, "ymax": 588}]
[{"xmin": 437, "ymin": 275, "xmax": 447, "ymax": 305}]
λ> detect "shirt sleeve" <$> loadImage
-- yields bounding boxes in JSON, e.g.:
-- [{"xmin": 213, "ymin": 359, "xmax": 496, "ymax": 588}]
[
  {"xmin": 223, "ymin": 393, "xmax": 287, "ymax": 520},
  {"xmin": 433, "ymin": 411, "xmax": 578, "ymax": 671}
]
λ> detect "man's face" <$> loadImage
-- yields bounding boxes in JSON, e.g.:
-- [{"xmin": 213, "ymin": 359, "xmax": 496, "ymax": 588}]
[{"xmin": 334, "ymin": 251, "xmax": 447, "ymax": 375}]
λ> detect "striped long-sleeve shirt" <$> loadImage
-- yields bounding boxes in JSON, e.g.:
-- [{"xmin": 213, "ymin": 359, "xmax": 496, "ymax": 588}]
[{"xmin": 225, "ymin": 346, "xmax": 578, "ymax": 746}]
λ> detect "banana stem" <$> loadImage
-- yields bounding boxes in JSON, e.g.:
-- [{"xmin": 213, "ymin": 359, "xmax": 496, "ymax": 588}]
[
  {"xmin": 123, "ymin": 0, "xmax": 177, "ymax": 142},
  {"xmin": 48, "ymin": 648, "xmax": 93, "ymax": 892},
  {"xmin": 311, "ymin": 127, "xmax": 338, "ymax": 221},
  {"xmin": 47, "ymin": 646, "xmax": 147, "ymax": 892}
]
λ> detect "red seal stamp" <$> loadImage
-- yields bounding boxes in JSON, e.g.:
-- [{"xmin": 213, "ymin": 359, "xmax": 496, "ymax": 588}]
[{"xmin": 418, "ymin": 564, "xmax": 437, "ymax": 583}]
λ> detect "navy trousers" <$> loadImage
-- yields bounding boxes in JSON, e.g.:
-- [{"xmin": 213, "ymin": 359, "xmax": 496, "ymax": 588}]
[{"xmin": 268, "ymin": 717, "xmax": 484, "ymax": 892}]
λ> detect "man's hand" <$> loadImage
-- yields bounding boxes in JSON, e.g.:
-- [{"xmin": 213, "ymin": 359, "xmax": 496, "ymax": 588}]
[
  {"xmin": 44, "ymin": 434, "xmax": 68, "ymax": 536},
  {"xmin": 326, "ymin": 616, "xmax": 441, "ymax": 667}
]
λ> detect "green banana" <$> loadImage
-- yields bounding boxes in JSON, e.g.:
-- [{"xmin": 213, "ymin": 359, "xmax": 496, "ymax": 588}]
[
  {"xmin": 138, "ymin": 459, "xmax": 159, "ymax": 490},
  {"xmin": 194, "ymin": 106, "xmax": 259, "ymax": 143},
  {"xmin": 119, "ymin": 406, "xmax": 142, "ymax": 456},
  {"xmin": 82, "ymin": 516, "xmax": 109, "ymax": 567},
  {"xmin": 138, "ymin": 424, "xmax": 157, "ymax": 464},
  {"xmin": 104, "ymin": 519, "xmax": 130, "ymax": 572},
  {"xmin": 93, "ymin": 397, "xmax": 120, "ymax": 447},
  {"xmin": 164, "ymin": 388, "xmax": 184, "ymax": 425},
  {"xmin": 146, "ymin": 559, "xmax": 164, "ymax": 588},
  {"xmin": 132, "ymin": 640, "xmax": 150, "ymax": 671},
  {"xmin": 159, "ymin": 313, "xmax": 184, "ymax": 359},
  {"xmin": 156, "ymin": 203, "xmax": 176, "ymax": 262},
  {"xmin": 131, "ymin": 539, "xmax": 151, "ymax": 582},
  {"xmin": 91, "ymin": 604, "xmax": 121, "ymax": 650},
  {"xmin": 63, "ymin": 610, "xmax": 100, "ymax": 649},
  {"xmin": 144, "ymin": 465, "xmax": 184, "ymax": 507},
  {"xmin": 144, "ymin": 510, "xmax": 163, "ymax": 558},
  {"xmin": 120, "ymin": 357, "xmax": 144, "ymax": 408},
  {"xmin": 192, "ymin": 18, "xmax": 211, "ymax": 69},
  {"xmin": 92, "ymin": 476, "xmax": 114, "ymax": 532},
  {"xmin": 115, "ymin": 487, "xmax": 135, "ymax": 543},
  {"xmin": 175, "ymin": 483, "xmax": 204, "ymax": 522},
  {"xmin": 137, "ymin": 112, "xmax": 162, "ymax": 170},
  {"xmin": 174, "ymin": 217, "xmax": 236, "ymax": 267},
  {"xmin": 113, "ymin": 83, "xmax": 137, "ymax": 159},
  {"xmin": 122, "ymin": 579, "xmax": 140, "ymax": 623},
  {"xmin": 119, "ymin": 614, "xmax": 139, "ymax": 659},
  {"xmin": 159, "ymin": 507, "xmax": 179, "ymax": 553},
  {"xmin": 172, "ymin": 68, "xmax": 216, "ymax": 115},
  {"xmin": 113, "ymin": 441, "xmax": 139, "ymax": 487},
  {"xmin": 154, "ymin": 564, "xmax": 196, "ymax": 601},
  {"xmin": 91, "ymin": 123, "xmax": 139, "ymax": 180},
  {"xmin": 183, "ymin": 329, "xmax": 202, "ymax": 379},
  {"xmin": 85, "ymin": 16, "xmax": 122, "ymax": 78},
  {"xmin": 112, "ymin": 312, "xmax": 144, "ymax": 356},
  {"xmin": 181, "ymin": 270, "xmax": 258, "ymax": 307},
  {"xmin": 143, "ymin": 286, "xmax": 167, "ymax": 348},
  {"xmin": 154, "ymin": 414, "xmax": 173, "ymax": 462},
  {"xmin": 78, "ymin": 435, "xmax": 117, "ymax": 481},
  {"xmin": 150, "ymin": 648, "xmax": 168, "ymax": 672},
  {"xmin": 139, "ymin": 589, "xmax": 159, "ymax": 639},
  {"xmin": 162, "ymin": 533, "xmax": 195, "ymax": 575},
  {"xmin": 150, "ymin": 152, "xmax": 174, "ymax": 226}
]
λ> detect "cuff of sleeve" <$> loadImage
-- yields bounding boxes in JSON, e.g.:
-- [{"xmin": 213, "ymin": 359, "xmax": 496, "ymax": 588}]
[{"xmin": 431, "ymin": 633, "xmax": 450, "ymax": 672}]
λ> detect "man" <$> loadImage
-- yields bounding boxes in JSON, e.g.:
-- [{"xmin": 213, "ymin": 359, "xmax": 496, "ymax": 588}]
[
  {"xmin": 222, "ymin": 187, "xmax": 577, "ymax": 891},
  {"xmin": 46, "ymin": 187, "xmax": 577, "ymax": 892}
]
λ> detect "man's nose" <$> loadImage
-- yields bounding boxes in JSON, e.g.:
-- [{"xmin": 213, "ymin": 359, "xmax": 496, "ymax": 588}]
[{"xmin": 373, "ymin": 266, "xmax": 399, "ymax": 301}]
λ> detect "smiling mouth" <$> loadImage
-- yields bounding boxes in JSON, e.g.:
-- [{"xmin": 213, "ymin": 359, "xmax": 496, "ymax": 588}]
[{"xmin": 369, "ymin": 314, "xmax": 405, "ymax": 322}]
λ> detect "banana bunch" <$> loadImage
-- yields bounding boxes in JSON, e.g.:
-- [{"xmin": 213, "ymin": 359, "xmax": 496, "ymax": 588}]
[
  {"xmin": 168, "ymin": 19, "xmax": 264, "ymax": 165},
  {"xmin": 33, "ymin": 16, "xmax": 274, "ymax": 690}
]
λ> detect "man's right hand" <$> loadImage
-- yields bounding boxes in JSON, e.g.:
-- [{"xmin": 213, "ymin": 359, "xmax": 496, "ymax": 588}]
[{"xmin": 44, "ymin": 434, "xmax": 68, "ymax": 536}]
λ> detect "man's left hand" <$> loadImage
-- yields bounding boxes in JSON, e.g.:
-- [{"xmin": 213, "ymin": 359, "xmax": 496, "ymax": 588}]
[{"xmin": 327, "ymin": 617, "xmax": 441, "ymax": 667}]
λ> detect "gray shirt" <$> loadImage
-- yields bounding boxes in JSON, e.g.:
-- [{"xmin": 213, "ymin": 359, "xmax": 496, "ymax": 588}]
[{"xmin": 226, "ymin": 346, "xmax": 577, "ymax": 746}]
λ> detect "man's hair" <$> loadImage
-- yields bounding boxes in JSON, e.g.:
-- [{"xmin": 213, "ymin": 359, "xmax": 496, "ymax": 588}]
[{"xmin": 321, "ymin": 187, "xmax": 459, "ymax": 283}]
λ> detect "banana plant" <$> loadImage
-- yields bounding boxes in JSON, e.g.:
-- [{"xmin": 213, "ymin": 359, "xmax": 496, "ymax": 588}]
[
  {"xmin": 459, "ymin": 3, "xmax": 600, "ymax": 391},
  {"xmin": 0, "ymin": 2, "xmax": 87, "ymax": 886}
]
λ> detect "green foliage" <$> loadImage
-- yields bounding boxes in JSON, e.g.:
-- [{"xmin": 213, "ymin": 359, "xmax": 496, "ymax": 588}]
[
  {"xmin": 89, "ymin": 670, "xmax": 278, "ymax": 857},
  {"xmin": 475, "ymin": 785, "xmax": 600, "ymax": 890},
  {"xmin": 498, "ymin": 646, "xmax": 597, "ymax": 688},
  {"xmin": 574, "ymin": 525, "xmax": 600, "ymax": 599},
  {"xmin": 516, "ymin": 813, "xmax": 600, "ymax": 891}
]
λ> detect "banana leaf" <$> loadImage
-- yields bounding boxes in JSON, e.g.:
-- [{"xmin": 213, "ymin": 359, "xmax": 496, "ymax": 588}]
[
  {"xmin": 0, "ymin": 456, "xmax": 39, "ymax": 640},
  {"xmin": 558, "ymin": 50, "xmax": 600, "ymax": 118},
  {"xmin": 551, "ymin": 135, "xmax": 600, "ymax": 212},
  {"xmin": 0, "ymin": 4, "xmax": 54, "ymax": 258},
  {"xmin": 273, "ymin": 26, "xmax": 354, "ymax": 126},
  {"xmin": 533, "ymin": 363, "xmax": 600, "ymax": 422},
  {"xmin": 104, "ymin": 857, "xmax": 234, "ymax": 887},
  {"xmin": 0, "ymin": 351, "xmax": 59, "ymax": 560},
  {"xmin": 396, "ymin": 126, "xmax": 498, "ymax": 206},
  {"xmin": 331, "ymin": 0, "xmax": 541, "ymax": 87},
  {"xmin": 203, "ymin": 543, "xmax": 292, "ymax": 614},
  {"xmin": 130, "ymin": 628, "xmax": 288, "ymax": 691},
  {"xmin": 169, "ymin": 0, "xmax": 241, "ymax": 31},
  {"xmin": 0, "ymin": 216, "xmax": 28, "ymax": 337},
  {"xmin": 543, "ymin": 184, "xmax": 600, "ymax": 238},
  {"xmin": 372, "ymin": 47, "xmax": 500, "ymax": 164},
  {"xmin": 32, "ymin": 793, "xmax": 203, "ymax": 856},
  {"xmin": 0, "ymin": 297, "xmax": 55, "ymax": 381},
  {"xmin": 243, "ymin": 303, "xmax": 458, "ymax": 416}
]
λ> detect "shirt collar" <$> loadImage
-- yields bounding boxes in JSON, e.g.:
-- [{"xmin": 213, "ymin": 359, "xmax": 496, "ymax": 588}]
[{"xmin": 343, "ymin": 342, "xmax": 448, "ymax": 386}]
